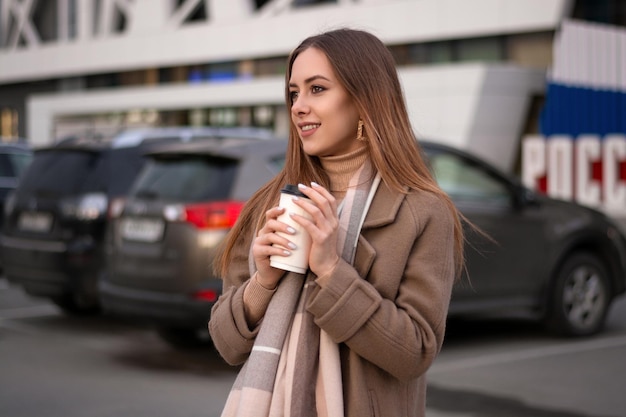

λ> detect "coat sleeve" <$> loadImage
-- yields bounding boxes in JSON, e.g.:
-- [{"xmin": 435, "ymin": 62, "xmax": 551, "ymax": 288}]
[
  {"xmin": 306, "ymin": 191, "xmax": 457, "ymax": 381},
  {"xmin": 208, "ymin": 228, "xmax": 259, "ymax": 366}
]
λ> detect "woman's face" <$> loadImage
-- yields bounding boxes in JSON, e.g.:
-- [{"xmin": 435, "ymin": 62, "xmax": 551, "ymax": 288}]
[{"xmin": 289, "ymin": 47, "xmax": 362, "ymax": 157}]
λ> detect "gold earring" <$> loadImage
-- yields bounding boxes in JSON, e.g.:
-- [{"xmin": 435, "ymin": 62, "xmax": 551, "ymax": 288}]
[{"xmin": 356, "ymin": 119, "xmax": 365, "ymax": 141}]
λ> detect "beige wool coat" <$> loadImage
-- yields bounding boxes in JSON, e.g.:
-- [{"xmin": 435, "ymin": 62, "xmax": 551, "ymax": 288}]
[{"xmin": 209, "ymin": 181, "xmax": 457, "ymax": 417}]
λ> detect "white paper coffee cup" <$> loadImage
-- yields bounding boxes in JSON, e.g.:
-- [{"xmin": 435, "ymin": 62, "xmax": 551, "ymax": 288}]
[{"xmin": 269, "ymin": 184, "xmax": 312, "ymax": 274}]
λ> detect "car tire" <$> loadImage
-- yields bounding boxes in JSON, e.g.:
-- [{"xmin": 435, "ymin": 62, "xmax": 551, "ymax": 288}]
[
  {"xmin": 156, "ymin": 326, "xmax": 212, "ymax": 349},
  {"xmin": 544, "ymin": 251, "xmax": 612, "ymax": 337}
]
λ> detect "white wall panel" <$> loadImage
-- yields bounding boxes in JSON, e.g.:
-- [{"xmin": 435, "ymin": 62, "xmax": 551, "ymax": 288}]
[{"xmin": 403, "ymin": 64, "xmax": 544, "ymax": 170}]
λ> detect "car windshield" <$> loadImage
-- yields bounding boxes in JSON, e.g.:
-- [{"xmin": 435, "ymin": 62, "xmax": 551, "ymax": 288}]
[{"xmin": 130, "ymin": 155, "xmax": 237, "ymax": 202}]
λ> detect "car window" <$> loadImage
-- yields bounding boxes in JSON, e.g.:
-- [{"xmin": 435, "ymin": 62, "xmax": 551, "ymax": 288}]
[
  {"xmin": 104, "ymin": 147, "xmax": 150, "ymax": 196},
  {"xmin": 11, "ymin": 153, "xmax": 33, "ymax": 177},
  {"xmin": 0, "ymin": 153, "xmax": 15, "ymax": 177},
  {"xmin": 18, "ymin": 150, "xmax": 106, "ymax": 196},
  {"xmin": 428, "ymin": 152, "xmax": 510, "ymax": 204},
  {"xmin": 0, "ymin": 152, "xmax": 31, "ymax": 177},
  {"xmin": 130, "ymin": 156, "xmax": 237, "ymax": 202}
]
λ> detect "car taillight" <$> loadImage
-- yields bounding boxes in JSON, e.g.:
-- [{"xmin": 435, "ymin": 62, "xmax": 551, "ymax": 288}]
[
  {"xmin": 165, "ymin": 201, "xmax": 245, "ymax": 229},
  {"xmin": 193, "ymin": 289, "xmax": 218, "ymax": 302}
]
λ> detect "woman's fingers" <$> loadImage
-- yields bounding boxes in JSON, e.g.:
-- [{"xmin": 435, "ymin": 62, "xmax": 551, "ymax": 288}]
[
  {"xmin": 285, "ymin": 183, "xmax": 340, "ymax": 276},
  {"xmin": 292, "ymin": 183, "xmax": 338, "ymax": 236},
  {"xmin": 299, "ymin": 182, "xmax": 336, "ymax": 217},
  {"xmin": 252, "ymin": 206, "xmax": 293, "ymax": 286},
  {"xmin": 255, "ymin": 212, "xmax": 295, "ymax": 255}
]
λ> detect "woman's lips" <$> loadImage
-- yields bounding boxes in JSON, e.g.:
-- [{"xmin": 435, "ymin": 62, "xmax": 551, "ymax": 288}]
[{"xmin": 300, "ymin": 123, "xmax": 320, "ymax": 137}]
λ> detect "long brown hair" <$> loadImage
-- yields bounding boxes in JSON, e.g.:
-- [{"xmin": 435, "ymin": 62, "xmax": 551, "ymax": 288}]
[{"xmin": 215, "ymin": 28, "xmax": 465, "ymax": 277}]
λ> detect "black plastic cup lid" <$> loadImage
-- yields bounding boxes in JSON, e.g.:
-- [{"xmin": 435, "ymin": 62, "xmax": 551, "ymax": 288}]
[{"xmin": 281, "ymin": 184, "xmax": 307, "ymax": 198}]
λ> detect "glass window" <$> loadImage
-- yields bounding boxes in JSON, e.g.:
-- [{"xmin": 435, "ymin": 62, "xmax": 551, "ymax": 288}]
[
  {"xmin": 428, "ymin": 41, "xmax": 454, "ymax": 63},
  {"xmin": 457, "ymin": 37, "xmax": 504, "ymax": 62},
  {"xmin": 389, "ymin": 45, "xmax": 411, "ymax": 65},
  {"xmin": 255, "ymin": 56, "xmax": 287, "ymax": 77},
  {"xmin": 292, "ymin": 0, "xmax": 336, "ymax": 7},
  {"xmin": 0, "ymin": 154, "xmax": 13, "ymax": 177},
  {"xmin": 573, "ymin": 0, "xmax": 626, "ymax": 26},
  {"xmin": 9, "ymin": 152, "xmax": 33, "ymax": 177},
  {"xmin": 1, "ymin": 108, "xmax": 19, "ymax": 138},
  {"xmin": 408, "ymin": 43, "xmax": 429, "ymax": 65},
  {"xmin": 19, "ymin": 150, "xmax": 105, "ymax": 196},
  {"xmin": 131, "ymin": 156, "xmax": 237, "ymax": 202},
  {"xmin": 19, "ymin": 147, "xmax": 145, "ymax": 197},
  {"xmin": 428, "ymin": 152, "xmax": 510, "ymax": 204},
  {"xmin": 105, "ymin": 147, "xmax": 152, "ymax": 196},
  {"xmin": 207, "ymin": 62, "xmax": 238, "ymax": 82}
]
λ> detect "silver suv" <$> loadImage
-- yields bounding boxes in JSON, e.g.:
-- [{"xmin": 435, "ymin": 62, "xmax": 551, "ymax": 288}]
[{"xmin": 99, "ymin": 138, "xmax": 286, "ymax": 347}]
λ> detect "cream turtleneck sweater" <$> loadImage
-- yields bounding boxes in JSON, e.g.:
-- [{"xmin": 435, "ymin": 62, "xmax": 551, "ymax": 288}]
[{"xmin": 318, "ymin": 144, "xmax": 369, "ymax": 202}]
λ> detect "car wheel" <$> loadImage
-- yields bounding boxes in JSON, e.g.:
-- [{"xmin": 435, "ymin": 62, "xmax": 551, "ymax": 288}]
[
  {"xmin": 156, "ymin": 326, "xmax": 212, "ymax": 349},
  {"xmin": 545, "ymin": 251, "xmax": 611, "ymax": 337}
]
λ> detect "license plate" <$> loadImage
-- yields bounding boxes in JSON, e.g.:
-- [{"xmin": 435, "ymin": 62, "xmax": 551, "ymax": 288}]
[
  {"xmin": 18, "ymin": 212, "xmax": 53, "ymax": 233},
  {"xmin": 120, "ymin": 218, "xmax": 164, "ymax": 242}
]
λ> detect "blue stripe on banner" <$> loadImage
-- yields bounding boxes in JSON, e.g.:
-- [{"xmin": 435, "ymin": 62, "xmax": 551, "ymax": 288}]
[{"xmin": 540, "ymin": 82, "xmax": 626, "ymax": 137}]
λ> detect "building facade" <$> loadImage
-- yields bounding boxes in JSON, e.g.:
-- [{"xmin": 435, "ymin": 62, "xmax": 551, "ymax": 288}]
[{"xmin": 0, "ymin": 0, "xmax": 624, "ymax": 175}]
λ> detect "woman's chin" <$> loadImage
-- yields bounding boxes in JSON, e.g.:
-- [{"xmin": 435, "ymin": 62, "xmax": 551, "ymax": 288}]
[{"xmin": 301, "ymin": 143, "xmax": 322, "ymax": 157}]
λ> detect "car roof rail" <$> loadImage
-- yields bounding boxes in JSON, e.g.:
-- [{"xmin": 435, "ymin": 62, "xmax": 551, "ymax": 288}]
[{"xmin": 111, "ymin": 126, "xmax": 277, "ymax": 148}]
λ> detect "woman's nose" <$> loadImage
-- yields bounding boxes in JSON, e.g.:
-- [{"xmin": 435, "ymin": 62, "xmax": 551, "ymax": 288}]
[{"xmin": 291, "ymin": 96, "xmax": 309, "ymax": 115}]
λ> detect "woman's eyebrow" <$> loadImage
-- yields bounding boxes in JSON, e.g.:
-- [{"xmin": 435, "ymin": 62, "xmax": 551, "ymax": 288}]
[{"xmin": 289, "ymin": 74, "xmax": 331, "ymax": 88}]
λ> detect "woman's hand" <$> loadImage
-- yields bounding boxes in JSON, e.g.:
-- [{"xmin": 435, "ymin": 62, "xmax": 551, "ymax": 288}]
[
  {"xmin": 292, "ymin": 182, "xmax": 340, "ymax": 277},
  {"xmin": 251, "ymin": 206, "xmax": 292, "ymax": 289},
  {"xmin": 252, "ymin": 182, "xmax": 340, "ymax": 287}
]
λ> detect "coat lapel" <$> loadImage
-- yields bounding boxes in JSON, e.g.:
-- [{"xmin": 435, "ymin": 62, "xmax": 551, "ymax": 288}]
[
  {"xmin": 353, "ymin": 181, "xmax": 407, "ymax": 278},
  {"xmin": 362, "ymin": 181, "xmax": 407, "ymax": 229}
]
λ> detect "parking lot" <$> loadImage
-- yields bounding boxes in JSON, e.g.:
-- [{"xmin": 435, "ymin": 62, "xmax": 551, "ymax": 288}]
[{"xmin": 2, "ymin": 278, "xmax": 626, "ymax": 417}]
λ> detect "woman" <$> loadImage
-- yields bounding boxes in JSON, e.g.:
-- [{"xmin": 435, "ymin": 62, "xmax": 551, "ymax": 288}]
[{"xmin": 209, "ymin": 28, "xmax": 464, "ymax": 417}]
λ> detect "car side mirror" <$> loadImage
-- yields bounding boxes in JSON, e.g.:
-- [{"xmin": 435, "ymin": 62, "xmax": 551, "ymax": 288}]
[{"xmin": 515, "ymin": 186, "xmax": 540, "ymax": 208}]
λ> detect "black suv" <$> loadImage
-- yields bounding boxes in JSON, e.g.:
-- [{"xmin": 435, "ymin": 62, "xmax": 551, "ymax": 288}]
[
  {"xmin": 0, "ymin": 142, "xmax": 33, "ymax": 231},
  {"xmin": 0, "ymin": 127, "xmax": 276, "ymax": 314},
  {"xmin": 99, "ymin": 138, "xmax": 286, "ymax": 347}
]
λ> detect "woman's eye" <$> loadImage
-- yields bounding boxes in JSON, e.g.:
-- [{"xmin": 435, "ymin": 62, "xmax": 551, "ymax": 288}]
[
  {"xmin": 289, "ymin": 91, "xmax": 299, "ymax": 102},
  {"xmin": 312, "ymin": 85, "xmax": 324, "ymax": 93}
]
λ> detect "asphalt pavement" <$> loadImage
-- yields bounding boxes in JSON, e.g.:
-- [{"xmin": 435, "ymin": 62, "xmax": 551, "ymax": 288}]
[{"xmin": 2, "ymin": 277, "xmax": 626, "ymax": 417}]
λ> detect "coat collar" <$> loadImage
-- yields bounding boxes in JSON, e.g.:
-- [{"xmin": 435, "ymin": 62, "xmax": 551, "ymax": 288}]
[{"xmin": 362, "ymin": 180, "xmax": 407, "ymax": 229}]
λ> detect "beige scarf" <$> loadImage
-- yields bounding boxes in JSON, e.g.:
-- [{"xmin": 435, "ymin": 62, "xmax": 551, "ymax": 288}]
[{"xmin": 221, "ymin": 160, "xmax": 380, "ymax": 417}]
